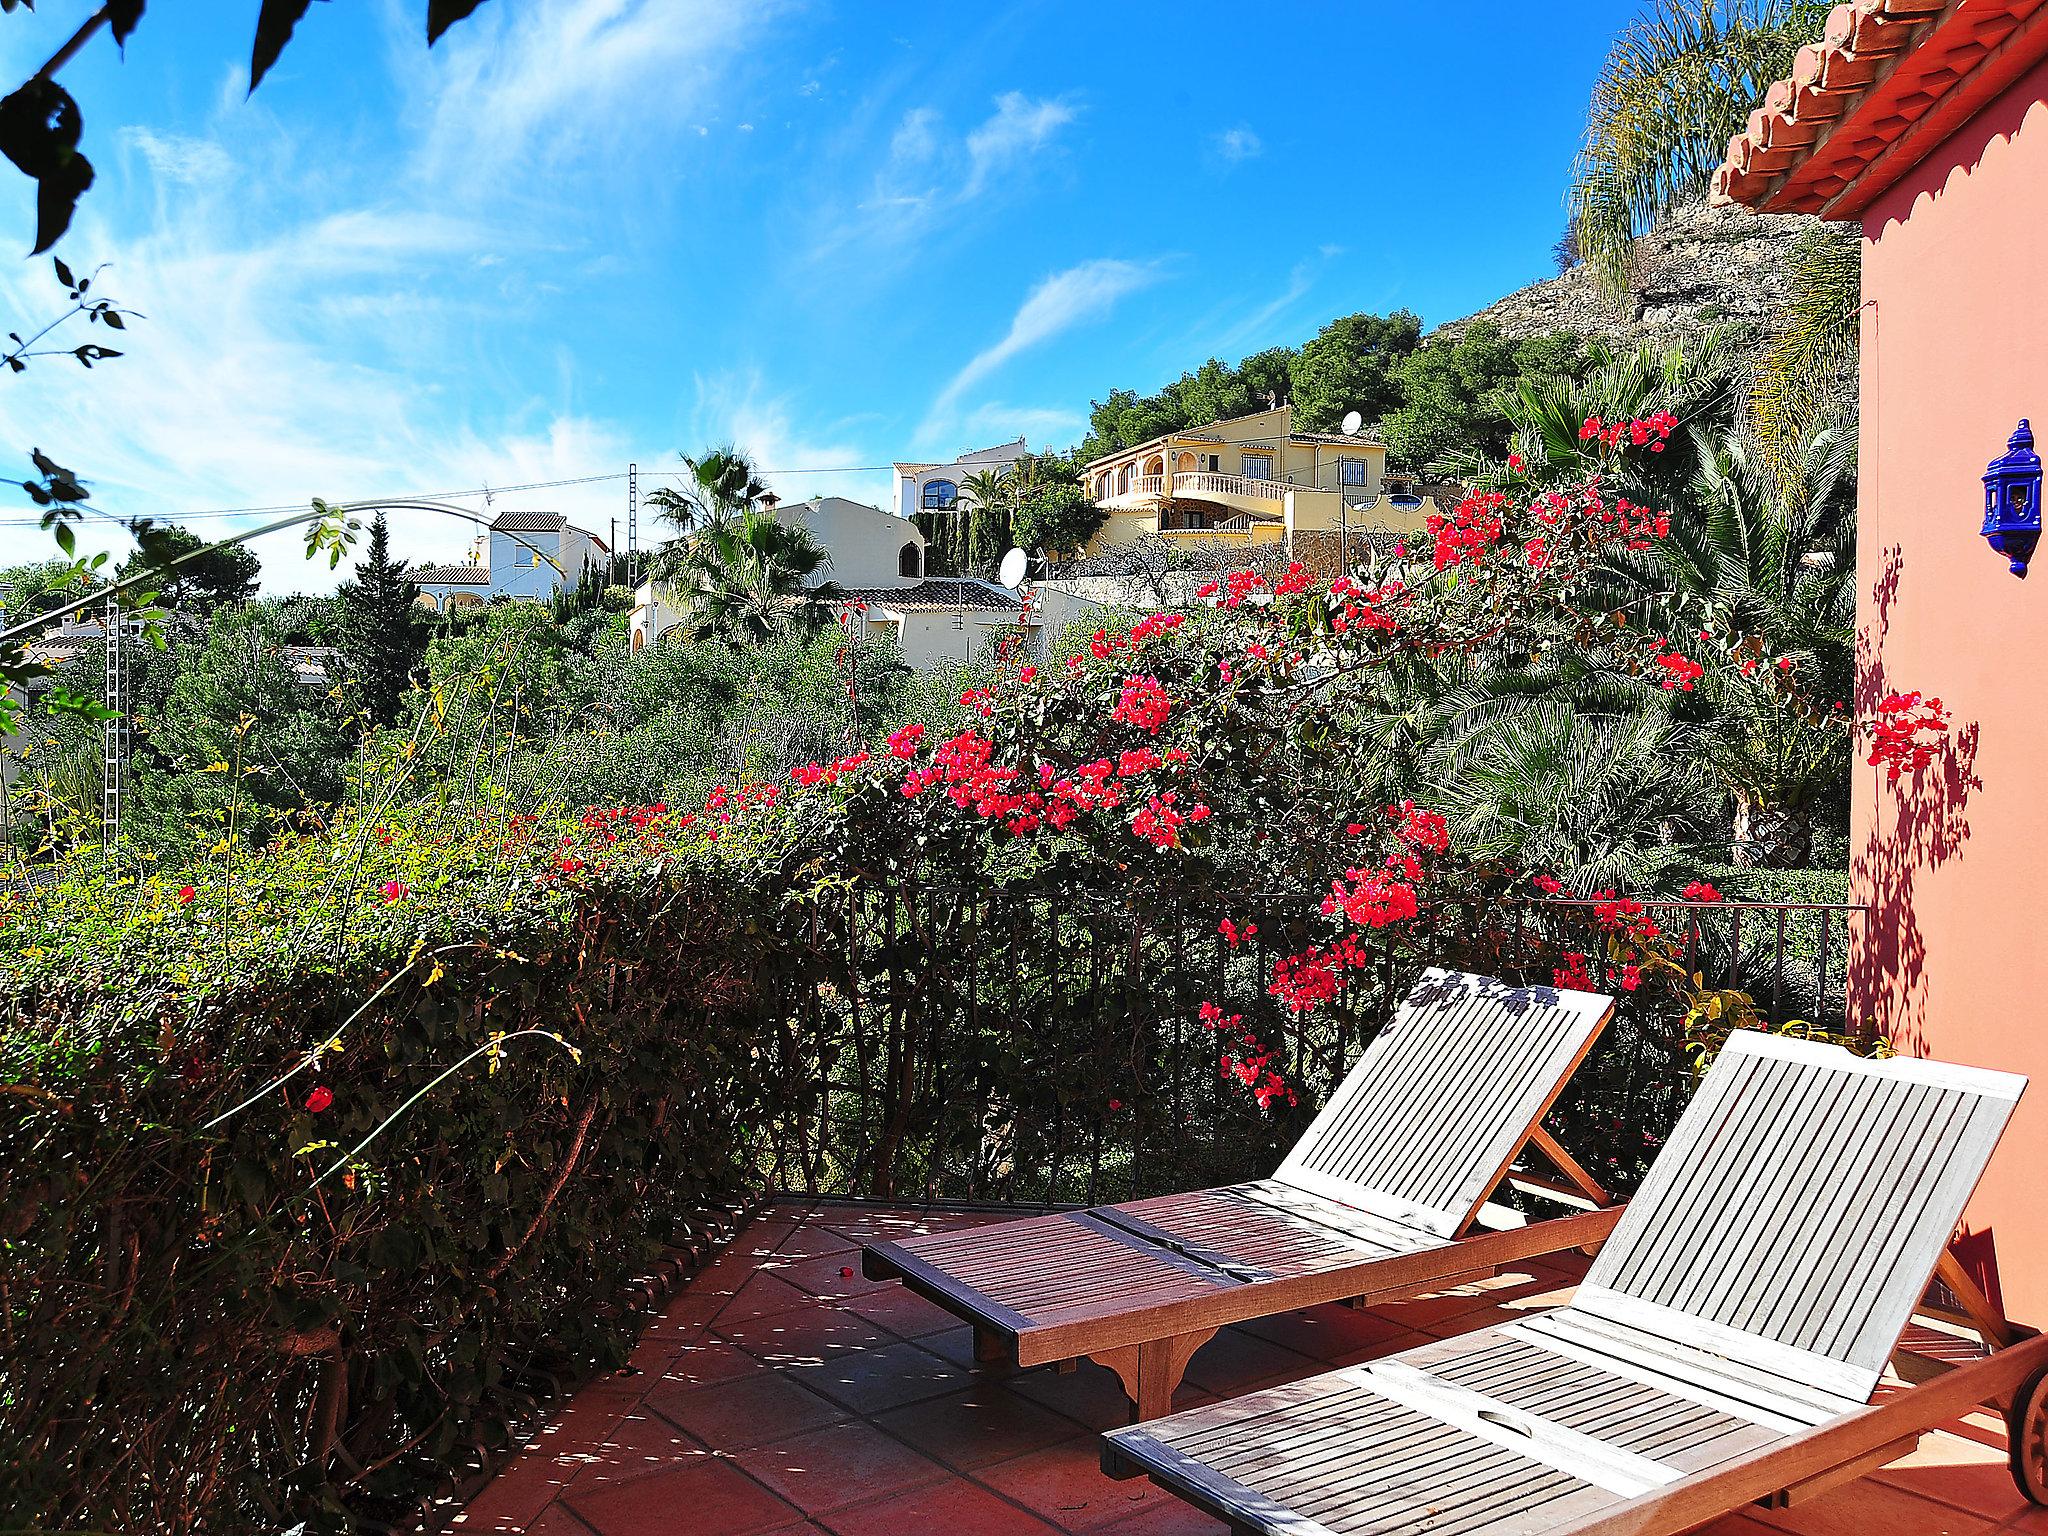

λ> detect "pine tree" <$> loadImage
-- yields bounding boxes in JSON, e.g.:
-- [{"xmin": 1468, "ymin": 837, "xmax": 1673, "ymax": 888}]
[{"xmin": 337, "ymin": 511, "xmax": 424, "ymax": 726}]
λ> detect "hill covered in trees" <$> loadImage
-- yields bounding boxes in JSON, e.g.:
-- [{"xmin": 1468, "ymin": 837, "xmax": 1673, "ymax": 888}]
[{"xmin": 1078, "ymin": 200, "xmax": 1854, "ymax": 476}]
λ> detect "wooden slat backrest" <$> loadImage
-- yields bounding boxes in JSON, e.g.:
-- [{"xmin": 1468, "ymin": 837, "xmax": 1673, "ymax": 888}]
[
  {"xmin": 1576, "ymin": 1030, "xmax": 2026, "ymax": 1404},
  {"xmin": 1273, "ymin": 969, "xmax": 1614, "ymax": 1237}
]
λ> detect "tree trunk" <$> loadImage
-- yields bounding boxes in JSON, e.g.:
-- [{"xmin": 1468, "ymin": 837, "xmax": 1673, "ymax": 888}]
[{"xmin": 1733, "ymin": 794, "xmax": 1812, "ymax": 869}]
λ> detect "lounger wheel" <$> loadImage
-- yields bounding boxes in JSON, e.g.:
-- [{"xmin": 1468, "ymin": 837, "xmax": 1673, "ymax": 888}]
[{"xmin": 2008, "ymin": 1366, "xmax": 2048, "ymax": 1504}]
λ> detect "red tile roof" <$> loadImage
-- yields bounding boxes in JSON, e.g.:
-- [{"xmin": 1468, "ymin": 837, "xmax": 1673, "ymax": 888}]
[{"xmin": 1712, "ymin": 0, "xmax": 2048, "ymax": 218}]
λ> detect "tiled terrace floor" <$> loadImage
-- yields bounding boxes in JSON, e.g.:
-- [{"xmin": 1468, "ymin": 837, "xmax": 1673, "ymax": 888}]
[{"xmin": 456, "ymin": 1198, "xmax": 2048, "ymax": 1536}]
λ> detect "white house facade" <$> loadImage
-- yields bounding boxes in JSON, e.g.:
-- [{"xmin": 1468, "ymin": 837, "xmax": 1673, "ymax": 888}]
[
  {"xmin": 891, "ymin": 436, "xmax": 1028, "ymax": 522},
  {"xmin": 628, "ymin": 495, "xmax": 1034, "ymax": 665},
  {"xmin": 414, "ymin": 510, "xmax": 609, "ymax": 611}
]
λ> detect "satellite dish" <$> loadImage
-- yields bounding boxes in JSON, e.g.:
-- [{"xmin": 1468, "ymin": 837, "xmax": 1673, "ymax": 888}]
[
  {"xmin": 997, "ymin": 547, "xmax": 1029, "ymax": 589},
  {"xmin": 1340, "ymin": 410, "xmax": 1363, "ymax": 436}
]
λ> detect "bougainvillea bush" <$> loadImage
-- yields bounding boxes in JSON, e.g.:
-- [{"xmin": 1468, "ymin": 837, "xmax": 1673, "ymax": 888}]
[{"xmin": 0, "ymin": 806, "xmax": 812, "ymax": 1534}]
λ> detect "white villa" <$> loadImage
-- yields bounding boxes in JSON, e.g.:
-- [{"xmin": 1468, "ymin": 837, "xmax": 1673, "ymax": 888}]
[
  {"xmin": 628, "ymin": 495, "xmax": 1030, "ymax": 667},
  {"xmin": 412, "ymin": 510, "xmax": 610, "ymax": 611},
  {"xmin": 891, "ymin": 437, "xmax": 1028, "ymax": 522}
]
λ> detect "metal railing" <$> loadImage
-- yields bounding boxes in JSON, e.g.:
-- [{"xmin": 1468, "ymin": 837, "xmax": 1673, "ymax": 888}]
[
  {"xmin": 755, "ymin": 883, "xmax": 1868, "ymax": 1211},
  {"xmin": 1503, "ymin": 898, "xmax": 1867, "ymax": 1036}
]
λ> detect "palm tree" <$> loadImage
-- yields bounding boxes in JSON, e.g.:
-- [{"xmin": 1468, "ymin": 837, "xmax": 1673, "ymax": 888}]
[
  {"xmin": 1438, "ymin": 333, "xmax": 1740, "ymax": 495},
  {"xmin": 645, "ymin": 446, "xmax": 769, "ymax": 537},
  {"xmin": 667, "ymin": 509, "xmax": 839, "ymax": 646},
  {"xmin": 1426, "ymin": 698, "xmax": 1714, "ymax": 893},
  {"xmin": 1571, "ymin": 0, "xmax": 1831, "ymax": 303},
  {"xmin": 958, "ymin": 468, "xmax": 1015, "ymax": 577},
  {"xmin": 1592, "ymin": 426, "xmax": 1856, "ymax": 865}
]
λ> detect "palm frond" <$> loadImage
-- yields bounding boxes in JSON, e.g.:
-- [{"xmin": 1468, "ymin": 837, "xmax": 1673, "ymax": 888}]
[{"xmin": 1572, "ymin": 0, "xmax": 1831, "ymax": 303}]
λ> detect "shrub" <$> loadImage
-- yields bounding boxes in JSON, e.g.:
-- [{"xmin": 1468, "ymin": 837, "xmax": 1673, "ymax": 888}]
[{"xmin": 0, "ymin": 811, "xmax": 805, "ymax": 1533}]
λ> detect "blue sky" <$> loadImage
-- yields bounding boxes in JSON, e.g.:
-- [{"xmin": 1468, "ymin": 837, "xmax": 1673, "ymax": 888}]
[{"xmin": 0, "ymin": 0, "xmax": 1639, "ymax": 589}]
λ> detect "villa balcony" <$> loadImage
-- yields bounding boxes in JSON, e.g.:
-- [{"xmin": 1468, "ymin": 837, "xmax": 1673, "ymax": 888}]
[{"xmin": 1170, "ymin": 470, "xmax": 1297, "ymax": 516}]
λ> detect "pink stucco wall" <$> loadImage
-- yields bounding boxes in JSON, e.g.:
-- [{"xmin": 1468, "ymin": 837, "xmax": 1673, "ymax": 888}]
[{"xmin": 1853, "ymin": 52, "xmax": 2048, "ymax": 1325}]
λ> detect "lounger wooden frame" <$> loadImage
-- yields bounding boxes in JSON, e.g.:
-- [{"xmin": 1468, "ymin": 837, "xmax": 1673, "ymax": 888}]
[
  {"xmin": 1100, "ymin": 1030, "xmax": 2048, "ymax": 1535},
  {"xmin": 863, "ymin": 969, "xmax": 1620, "ymax": 1420}
]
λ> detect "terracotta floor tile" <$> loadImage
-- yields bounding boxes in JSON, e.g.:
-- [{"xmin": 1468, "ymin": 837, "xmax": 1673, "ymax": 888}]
[
  {"xmin": 525, "ymin": 1506, "xmax": 598, "ymax": 1536},
  {"xmin": 773, "ymin": 1222, "xmax": 862, "ymax": 1260},
  {"xmin": 1004, "ymin": 1361, "xmax": 1202, "ymax": 1432},
  {"xmin": 918, "ymin": 1323, "xmax": 1020, "ymax": 1375},
  {"xmin": 566, "ymin": 1457, "xmax": 803, "ymax": 1536},
  {"xmin": 719, "ymin": 1271, "xmax": 820, "ymax": 1324},
  {"xmin": 1234, "ymin": 1299, "xmax": 1418, "ymax": 1358},
  {"xmin": 1090, "ymin": 1499, "xmax": 1231, "ymax": 1535},
  {"xmin": 650, "ymin": 1369, "xmax": 848, "ymax": 1451},
  {"xmin": 776, "ymin": 1251, "xmax": 893, "ymax": 1301},
  {"xmin": 658, "ymin": 1336, "xmax": 773, "ymax": 1392},
  {"xmin": 844, "ymin": 1283, "xmax": 957, "ymax": 1339},
  {"xmin": 716, "ymin": 1308, "xmax": 897, "ymax": 1366},
  {"xmin": 820, "ymin": 1209, "xmax": 983, "ymax": 1246},
  {"xmin": 1875, "ymin": 1428, "xmax": 2029, "ymax": 1523},
  {"xmin": 785, "ymin": 1338, "xmax": 969, "ymax": 1416},
  {"xmin": 876, "ymin": 1384, "xmax": 1087, "ymax": 1472},
  {"xmin": 1178, "ymin": 1327, "xmax": 1317, "ymax": 1396},
  {"xmin": 1748, "ymin": 1476, "xmax": 1996, "ymax": 1536},
  {"xmin": 572, "ymin": 1411, "xmax": 712, "ymax": 1489},
  {"xmin": 729, "ymin": 1420, "xmax": 950, "ymax": 1516},
  {"xmin": 454, "ymin": 1446, "xmax": 580, "ymax": 1531},
  {"xmin": 972, "ymin": 1436, "xmax": 1175, "ymax": 1531},
  {"xmin": 817, "ymin": 1478, "xmax": 1061, "ymax": 1535},
  {"xmin": 454, "ymin": 1200, "xmax": 2042, "ymax": 1536}
]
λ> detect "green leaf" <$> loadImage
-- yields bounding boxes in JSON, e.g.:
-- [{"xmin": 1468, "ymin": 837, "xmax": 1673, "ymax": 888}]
[
  {"xmin": 249, "ymin": 0, "xmax": 315, "ymax": 93},
  {"xmin": 427, "ymin": 0, "xmax": 492, "ymax": 44}
]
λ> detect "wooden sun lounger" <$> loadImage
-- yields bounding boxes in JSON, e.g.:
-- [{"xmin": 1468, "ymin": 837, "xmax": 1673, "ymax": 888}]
[
  {"xmin": 1101, "ymin": 1030, "xmax": 2048, "ymax": 1535},
  {"xmin": 862, "ymin": 969, "xmax": 1621, "ymax": 1420}
]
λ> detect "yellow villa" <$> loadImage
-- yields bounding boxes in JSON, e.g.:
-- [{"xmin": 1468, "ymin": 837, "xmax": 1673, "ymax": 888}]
[{"xmin": 1079, "ymin": 405, "xmax": 1437, "ymax": 562}]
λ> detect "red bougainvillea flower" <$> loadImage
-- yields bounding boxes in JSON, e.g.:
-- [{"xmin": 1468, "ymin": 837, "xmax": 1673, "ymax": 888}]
[
  {"xmin": 305, "ymin": 1085, "xmax": 334, "ymax": 1114},
  {"xmin": 1532, "ymin": 872, "xmax": 1564, "ymax": 896},
  {"xmin": 887, "ymin": 723, "xmax": 925, "ymax": 759},
  {"xmin": 1650, "ymin": 643, "xmax": 1704, "ymax": 692},
  {"xmin": 839, "ymin": 1265, "xmax": 854, "ymax": 1279},
  {"xmin": 1111, "ymin": 674, "xmax": 1172, "ymax": 734},
  {"xmin": 1507, "ymin": 452, "xmax": 1526, "ymax": 473},
  {"xmin": 1218, "ymin": 917, "xmax": 1257, "ymax": 946},
  {"xmin": 1108, "ymin": 1098, "xmax": 1124, "ymax": 1112},
  {"xmin": 380, "ymin": 881, "xmax": 409, "ymax": 903},
  {"xmin": 177, "ymin": 885, "xmax": 196, "ymax": 904},
  {"xmin": 1619, "ymin": 963, "xmax": 1644, "ymax": 992},
  {"xmin": 1389, "ymin": 799, "xmax": 1449, "ymax": 854},
  {"xmin": 1681, "ymin": 880, "xmax": 1723, "ymax": 903},
  {"xmin": 1554, "ymin": 951, "xmax": 1594, "ymax": 990}
]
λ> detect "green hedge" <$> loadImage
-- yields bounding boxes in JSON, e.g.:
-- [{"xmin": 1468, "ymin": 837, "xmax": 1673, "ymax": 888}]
[{"xmin": 0, "ymin": 840, "xmax": 804, "ymax": 1533}]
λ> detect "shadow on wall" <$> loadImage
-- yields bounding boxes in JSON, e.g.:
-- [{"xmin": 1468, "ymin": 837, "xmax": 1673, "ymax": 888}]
[{"xmin": 1848, "ymin": 545, "xmax": 1981, "ymax": 1058}]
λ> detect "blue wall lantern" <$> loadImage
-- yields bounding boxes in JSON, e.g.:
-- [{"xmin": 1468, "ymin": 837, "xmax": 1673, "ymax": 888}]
[{"xmin": 1983, "ymin": 419, "xmax": 2043, "ymax": 578}]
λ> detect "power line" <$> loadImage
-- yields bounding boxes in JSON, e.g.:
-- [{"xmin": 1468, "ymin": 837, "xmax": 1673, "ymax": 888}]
[{"xmin": 0, "ymin": 463, "xmax": 907, "ymax": 530}]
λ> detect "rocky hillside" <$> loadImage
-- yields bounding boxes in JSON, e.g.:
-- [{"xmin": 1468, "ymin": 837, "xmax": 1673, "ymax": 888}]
[{"xmin": 1436, "ymin": 201, "xmax": 1856, "ymax": 351}]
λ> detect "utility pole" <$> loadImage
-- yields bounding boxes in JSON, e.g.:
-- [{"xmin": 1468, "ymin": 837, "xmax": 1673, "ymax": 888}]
[
  {"xmin": 626, "ymin": 462, "xmax": 639, "ymax": 586},
  {"xmin": 101, "ymin": 590, "xmax": 128, "ymax": 853}
]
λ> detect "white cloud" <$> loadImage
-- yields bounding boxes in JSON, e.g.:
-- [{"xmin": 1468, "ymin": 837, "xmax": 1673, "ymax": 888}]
[
  {"xmin": 919, "ymin": 257, "xmax": 1162, "ymax": 447},
  {"xmin": 684, "ymin": 370, "xmax": 893, "ymax": 513},
  {"xmin": 1210, "ymin": 257, "xmax": 1320, "ymax": 353},
  {"xmin": 963, "ymin": 92, "xmax": 1078, "ymax": 197},
  {"xmin": 0, "ymin": 0, "xmax": 774, "ymax": 592},
  {"xmin": 838, "ymin": 91, "xmax": 1081, "ymax": 256},
  {"xmin": 1213, "ymin": 125, "xmax": 1263, "ymax": 164},
  {"xmin": 401, "ymin": 0, "xmax": 779, "ymax": 191}
]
